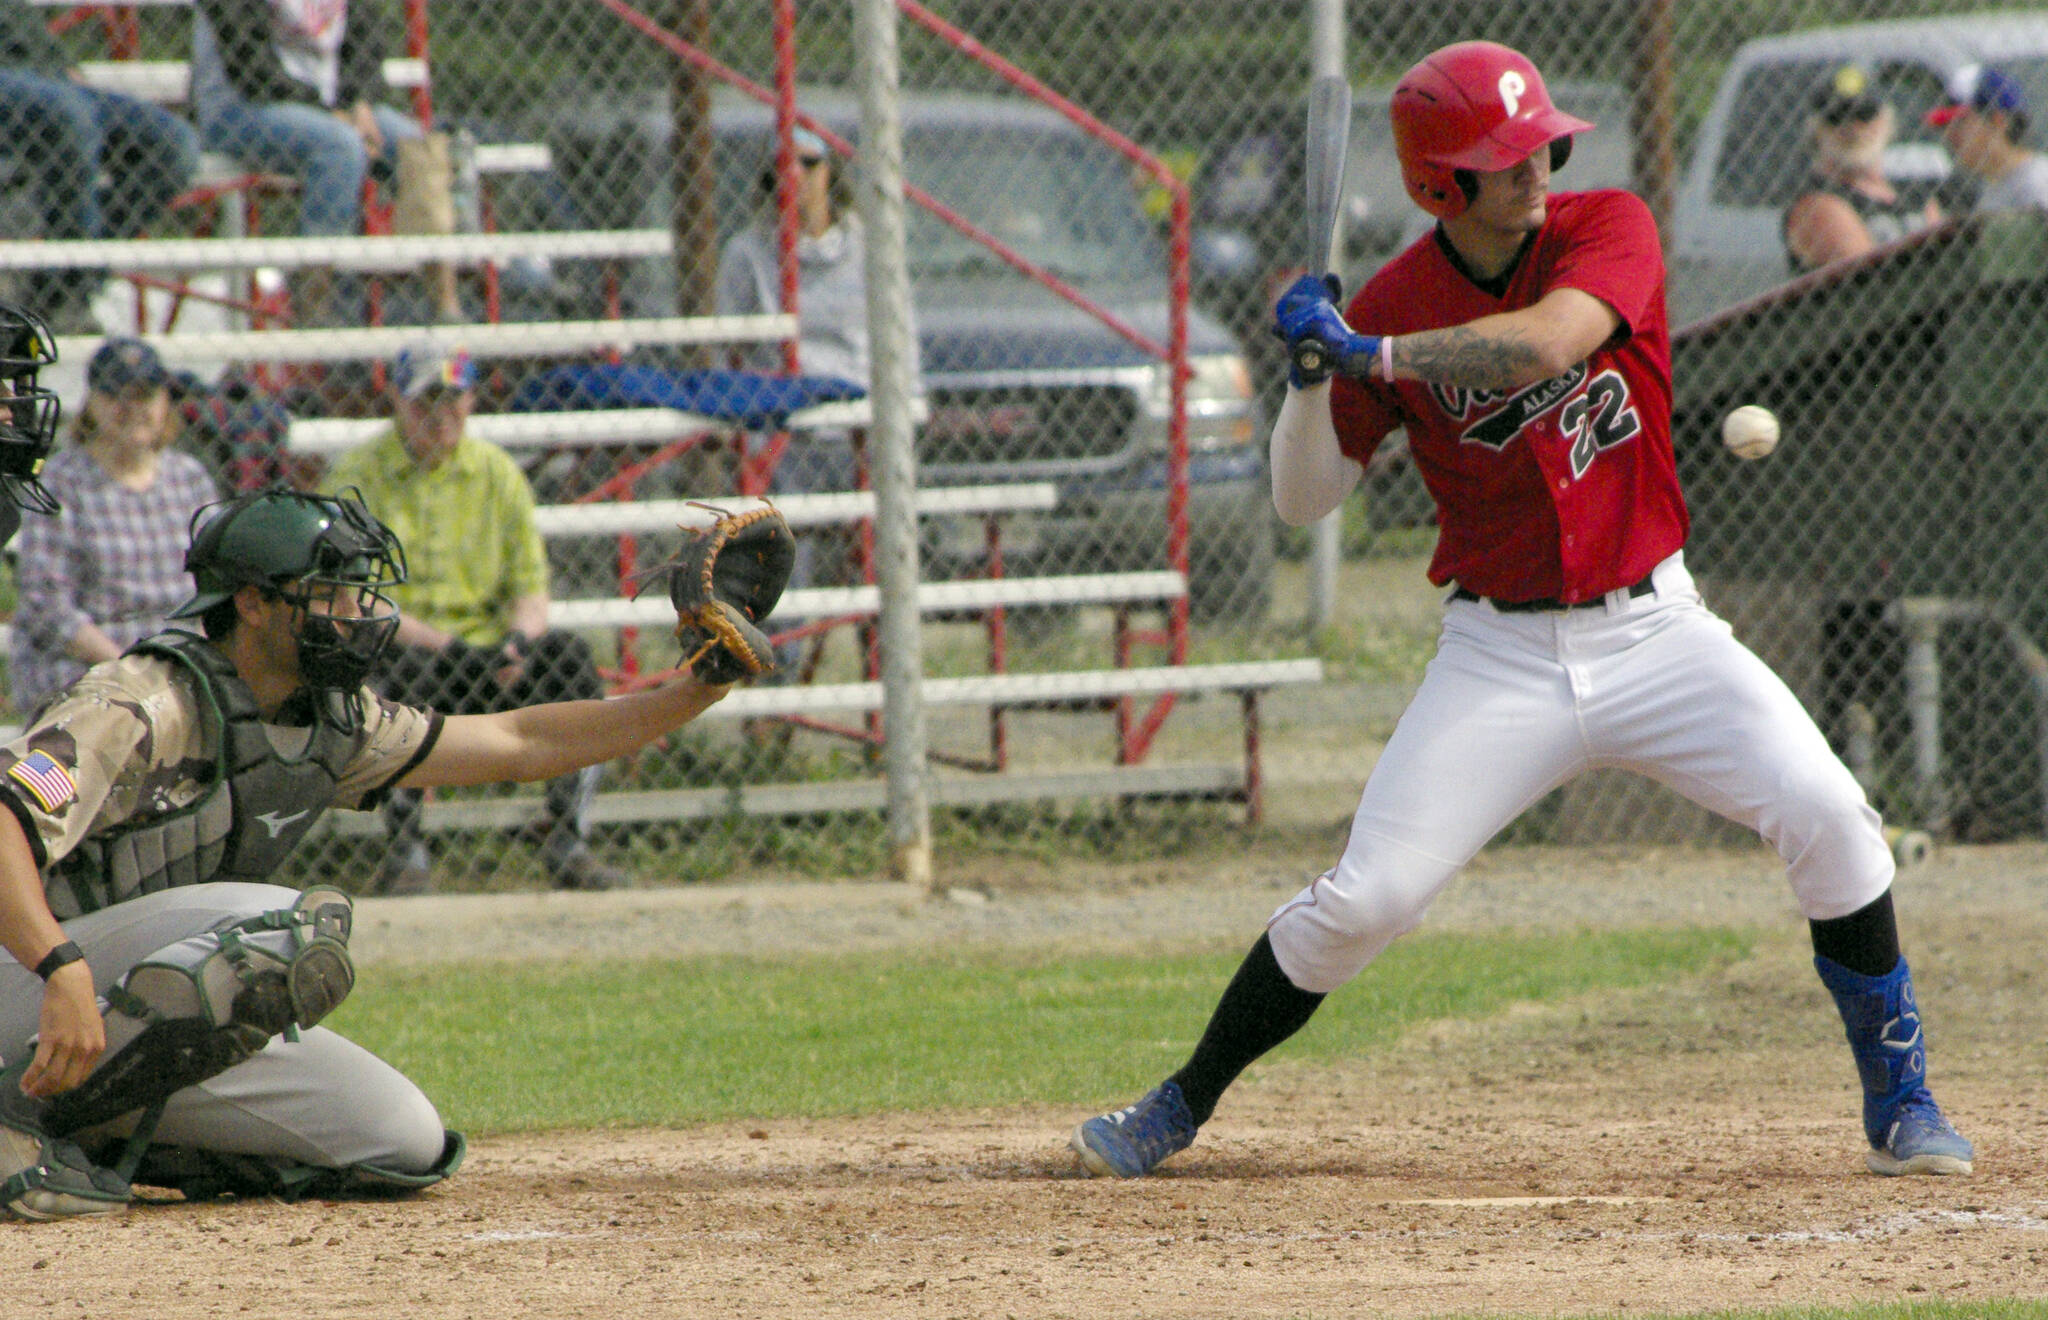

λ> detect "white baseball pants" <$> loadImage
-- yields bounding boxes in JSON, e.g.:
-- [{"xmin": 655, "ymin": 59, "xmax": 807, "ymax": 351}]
[{"xmin": 1267, "ymin": 552, "xmax": 1894, "ymax": 994}]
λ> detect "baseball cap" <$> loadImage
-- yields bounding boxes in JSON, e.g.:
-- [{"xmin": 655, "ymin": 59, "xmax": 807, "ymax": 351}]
[
  {"xmin": 794, "ymin": 126, "xmax": 830, "ymax": 163},
  {"xmin": 86, "ymin": 337, "xmax": 169, "ymax": 394},
  {"xmin": 1813, "ymin": 64, "xmax": 1884, "ymax": 125},
  {"xmin": 391, "ymin": 339, "xmax": 476, "ymax": 399},
  {"xmin": 1926, "ymin": 65, "xmax": 2029, "ymax": 126}
]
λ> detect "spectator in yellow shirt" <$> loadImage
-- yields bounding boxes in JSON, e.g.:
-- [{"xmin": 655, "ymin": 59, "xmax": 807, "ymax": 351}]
[{"xmin": 327, "ymin": 341, "xmax": 623, "ymax": 894}]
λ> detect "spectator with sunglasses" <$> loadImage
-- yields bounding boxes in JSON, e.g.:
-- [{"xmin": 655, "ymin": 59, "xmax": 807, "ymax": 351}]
[
  {"xmin": 714, "ymin": 127, "xmax": 920, "ymax": 610},
  {"xmin": 717, "ymin": 127, "xmax": 871, "ymax": 390},
  {"xmin": 1783, "ymin": 64, "xmax": 1943, "ymax": 274}
]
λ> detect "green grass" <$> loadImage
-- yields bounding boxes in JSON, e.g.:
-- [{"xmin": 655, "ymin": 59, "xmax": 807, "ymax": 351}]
[{"xmin": 328, "ymin": 925, "xmax": 1749, "ymax": 1134}]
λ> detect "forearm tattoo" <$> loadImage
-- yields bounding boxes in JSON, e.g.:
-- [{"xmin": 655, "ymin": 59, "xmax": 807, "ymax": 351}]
[{"xmin": 1397, "ymin": 324, "xmax": 1547, "ymax": 392}]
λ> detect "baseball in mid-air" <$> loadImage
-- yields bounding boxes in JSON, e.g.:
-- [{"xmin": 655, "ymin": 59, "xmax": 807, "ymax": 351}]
[{"xmin": 1721, "ymin": 405, "xmax": 1780, "ymax": 460}]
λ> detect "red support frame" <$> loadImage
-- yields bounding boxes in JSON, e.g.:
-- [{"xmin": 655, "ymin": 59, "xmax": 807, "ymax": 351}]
[
  {"xmin": 403, "ymin": 0, "xmax": 433, "ymax": 125},
  {"xmin": 894, "ymin": 0, "xmax": 1194, "ymax": 763},
  {"xmin": 46, "ymin": 5, "xmax": 136, "ymax": 56},
  {"xmin": 769, "ymin": 0, "xmax": 803, "ymax": 376},
  {"xmin": 585, "ymin": 0, "xmax": 1199, "ymax": 769}
]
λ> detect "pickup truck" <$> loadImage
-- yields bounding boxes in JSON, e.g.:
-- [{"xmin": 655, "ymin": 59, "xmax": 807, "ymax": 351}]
[
  {"xmin": 1668, "ymin": 12, "xmax": 2048, "ymax": 325},
  {"xmin": 541, "ymin": 88, "xmax": 1273, "ymax": 621}
]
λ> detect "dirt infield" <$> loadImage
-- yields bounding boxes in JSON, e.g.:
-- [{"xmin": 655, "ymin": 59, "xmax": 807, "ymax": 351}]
[{"xmin": 6, "ymin": 840, "xmax": 2046, "ymax": 1319}]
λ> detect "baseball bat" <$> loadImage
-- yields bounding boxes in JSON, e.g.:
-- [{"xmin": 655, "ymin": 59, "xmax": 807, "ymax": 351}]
[{"xmin": 1291, "ymin": 74, "xmax": 1352, "ymax": 381}]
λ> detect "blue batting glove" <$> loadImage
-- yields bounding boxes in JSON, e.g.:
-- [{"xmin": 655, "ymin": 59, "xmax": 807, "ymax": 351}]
[{"xmin": 1273, "ymin": 273, "xmax": 1378, "ymax": 389}]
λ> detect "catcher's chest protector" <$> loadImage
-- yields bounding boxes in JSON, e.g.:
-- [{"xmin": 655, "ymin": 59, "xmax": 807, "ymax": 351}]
[{"xmin": 50, "ymin": 633, "xmax": 359, "ymax": 918}]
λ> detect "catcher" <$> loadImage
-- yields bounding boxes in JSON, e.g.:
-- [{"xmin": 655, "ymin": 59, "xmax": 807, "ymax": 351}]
[{"xmin": 0, "ymin": 489, "xmax": 788, "ymax": 1219}]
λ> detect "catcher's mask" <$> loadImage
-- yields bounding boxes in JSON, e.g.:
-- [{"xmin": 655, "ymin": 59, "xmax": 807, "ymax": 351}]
[
  {"xmin": 1390, "ymin": 40, "xmax": 1592, "ymax": 220},
  {"xmin": 0, "ymin": 301, "xmax": 64, "ymax": 529},
  {"xmin": 170, "ymin": 488, "xmax": 409, "ymax": 728}
]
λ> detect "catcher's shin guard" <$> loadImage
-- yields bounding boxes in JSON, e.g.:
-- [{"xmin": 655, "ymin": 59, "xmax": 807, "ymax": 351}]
[{"xmin": 42, "ymin": 887, "xmax": 357, "ymax": 1139}]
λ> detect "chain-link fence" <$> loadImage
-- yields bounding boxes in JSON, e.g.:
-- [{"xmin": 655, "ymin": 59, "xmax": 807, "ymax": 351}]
[{"xmin": 3, "ymin": 1, "xmax": 2045, "ymax": 895}]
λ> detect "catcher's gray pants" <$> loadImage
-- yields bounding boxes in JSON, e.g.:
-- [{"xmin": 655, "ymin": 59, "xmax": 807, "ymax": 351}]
[{"xmin": 0, "ymin": 883, "xmax": 446, "ymax": 1174}]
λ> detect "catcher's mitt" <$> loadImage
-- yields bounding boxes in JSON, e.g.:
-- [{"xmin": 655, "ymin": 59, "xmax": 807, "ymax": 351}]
[{"xmin": 656, "ymin": 504, "xmax": 796, "ymax": 684}]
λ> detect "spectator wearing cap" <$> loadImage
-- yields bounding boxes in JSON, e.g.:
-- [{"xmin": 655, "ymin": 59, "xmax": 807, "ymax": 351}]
[
  {"xmin": 1927, "ymin": 65, "xmax": 2048, "ymax": 214},
  {"xmin": 1784, "ymin": 63, "xmax": 1944, "ymax": 274},
  {"xmin": 7, "ymin": 337, "xmax": 218, "ymax": 717},
  {"xmin": 326, "ymin": 339, "xmax": 622, "ymax": 895}
]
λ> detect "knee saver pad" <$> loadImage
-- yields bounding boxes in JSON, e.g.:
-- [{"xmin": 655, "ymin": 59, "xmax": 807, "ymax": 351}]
[
  {"xmin": 43, "ymin": 887, "xmax": 357, "ymax": 1138},
  {"xmin": 128, "ymin": 1129, "xmax": 465, "ymax": 1203}
]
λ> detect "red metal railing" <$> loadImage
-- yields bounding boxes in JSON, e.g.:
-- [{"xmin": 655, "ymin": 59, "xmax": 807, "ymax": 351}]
[
  {"xmin": 403, "ymin": 0, "xmax": 433, "ymax": 124},
  {"xmin": 895, "ymin": 0, "xmax": 1193, "ymax": 762},
  {"xmin": 587, "ymin": 0, "xmax": 1198, "ymax": 766},
  {"xmin": 769, "ymin": 0, "xmax": 803, "ymax": 376}
]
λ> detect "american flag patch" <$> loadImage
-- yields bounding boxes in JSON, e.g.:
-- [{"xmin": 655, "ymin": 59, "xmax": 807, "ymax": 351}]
[{"xmin": 7, "ymin": 751, "xmax": 77, "ymax": 813}]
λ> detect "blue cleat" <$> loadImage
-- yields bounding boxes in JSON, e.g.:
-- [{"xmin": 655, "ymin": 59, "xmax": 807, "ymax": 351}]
[
  {"xmin": 1069, "ymin": 1081, "xmax": 1197, "ymax": 1178},
  {"xmin": 1868, "ymin": 1088, "xmax": 1974, "ymax": 1177}
]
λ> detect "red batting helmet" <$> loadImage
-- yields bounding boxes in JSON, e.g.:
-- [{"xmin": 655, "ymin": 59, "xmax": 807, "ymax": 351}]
[{"xmin": 1390, "ymin": 41, "xmax": 1593, "ymax": 219}]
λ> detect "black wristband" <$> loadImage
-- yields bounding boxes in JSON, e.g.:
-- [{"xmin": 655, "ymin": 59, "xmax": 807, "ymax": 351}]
[{"xmin": 33, "ymin": 940, "xmax": 83, "ymax": 981}]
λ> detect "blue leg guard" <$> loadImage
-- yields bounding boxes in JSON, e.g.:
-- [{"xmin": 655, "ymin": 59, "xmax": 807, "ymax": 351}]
[{"xmin": 1814, "ymin": 954, "xmax": 1974, "ymax": 1176}]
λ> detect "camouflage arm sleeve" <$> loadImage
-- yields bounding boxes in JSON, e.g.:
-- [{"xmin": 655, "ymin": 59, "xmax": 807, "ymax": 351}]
[{"xmin": 0, "ymin": 664, "xmax": 179, "ymax": 871}]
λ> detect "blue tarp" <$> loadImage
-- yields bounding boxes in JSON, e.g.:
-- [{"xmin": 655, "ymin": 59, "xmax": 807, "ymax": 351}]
[{"xmin": 510, "ymin": 365, "xmax": 866, "ymax": 429}]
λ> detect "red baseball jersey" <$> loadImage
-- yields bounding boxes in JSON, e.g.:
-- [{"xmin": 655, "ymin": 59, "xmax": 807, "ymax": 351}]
[{"xmin": 1329, "ymin": 189, "xmax": 1689, "ymax": 603}]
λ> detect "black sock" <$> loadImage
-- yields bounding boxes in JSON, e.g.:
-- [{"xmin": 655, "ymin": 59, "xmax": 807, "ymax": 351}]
[
  {"xmin": 1167, "ymin": 933, "xmax": 1326, "ymax": 1126},
  {"xmin": 1809, "ymin": 890, "xmax": 1901, "ymax": 978}
]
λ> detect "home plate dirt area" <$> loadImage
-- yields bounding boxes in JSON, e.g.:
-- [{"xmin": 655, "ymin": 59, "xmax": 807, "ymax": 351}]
[{"xmin": 5, "ymin": 842, "xmax": 2044, "ymax": 1319}]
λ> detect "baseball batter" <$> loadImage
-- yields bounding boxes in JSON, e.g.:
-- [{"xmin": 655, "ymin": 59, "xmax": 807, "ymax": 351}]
[
  {"xmin": 1071, "ymin": 41, "xmax": 1972, "ymax": 1182},
  {"xmin": 0, "ymin": 485, "xmax": 732, "ymax": 1219}
]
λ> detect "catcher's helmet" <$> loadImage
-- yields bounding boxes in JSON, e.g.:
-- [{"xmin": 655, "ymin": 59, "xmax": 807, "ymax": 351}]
[
  {"xmin": 1390, "ymin": 41, "xmax": 1593, "ymax": 220},
  {"xmin": 171, "ymin": 488, "xmax": 408, "ymax": 707},
  {"xmin": 0, "ymin": 301, "xmax": 63, "ymax": 519}
]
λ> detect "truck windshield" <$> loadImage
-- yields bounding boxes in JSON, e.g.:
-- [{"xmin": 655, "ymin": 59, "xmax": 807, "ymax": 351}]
[
  {"xmin": 904, "ymin": 128, "xmax": 1163, "ymax": 282},
  {"xmin": 1710, "ymin": 56, "xmax": 2048, "ymax": 209}
]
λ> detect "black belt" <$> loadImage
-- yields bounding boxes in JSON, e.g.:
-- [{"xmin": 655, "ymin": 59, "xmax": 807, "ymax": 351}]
[{"xmin": 1450, "ymin": 574, "xmax": 1656, "ymax": 613}]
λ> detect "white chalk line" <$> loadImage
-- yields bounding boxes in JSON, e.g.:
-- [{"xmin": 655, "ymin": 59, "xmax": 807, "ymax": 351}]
[{"xmin": 459, "ymin": 1201, "xmax": 2048, "ymax": 1250}]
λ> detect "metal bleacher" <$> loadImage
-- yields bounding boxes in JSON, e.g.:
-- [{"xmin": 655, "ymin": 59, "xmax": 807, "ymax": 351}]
[{"xmin": 0, "ymin": 0, "xmax": 1325, "ymax": 830}]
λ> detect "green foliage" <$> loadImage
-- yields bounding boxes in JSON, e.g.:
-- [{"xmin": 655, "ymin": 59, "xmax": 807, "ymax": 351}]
[{"xmin": 329, "ymin": 925, "xmax": 1748, "ymax": 1133}]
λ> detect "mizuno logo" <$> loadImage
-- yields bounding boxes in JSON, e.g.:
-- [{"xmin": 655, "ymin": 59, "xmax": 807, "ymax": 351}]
[{"xmin": 255, "ymin": 809, "xmax": 311, "ymax": 838}]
